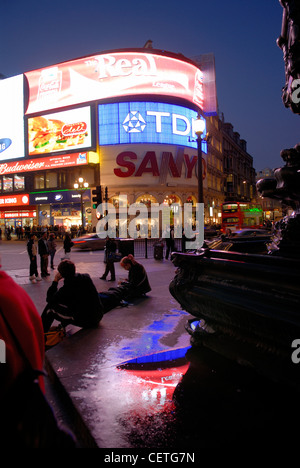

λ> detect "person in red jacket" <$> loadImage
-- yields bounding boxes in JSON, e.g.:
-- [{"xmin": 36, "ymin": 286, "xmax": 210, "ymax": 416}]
[
  {"xmin": 0, "ymin": 257, "xmax": 76, "ymax": 447},
  {"xmin": 0, "ymin": 266, "xmax": 45, "ymax": 398}
]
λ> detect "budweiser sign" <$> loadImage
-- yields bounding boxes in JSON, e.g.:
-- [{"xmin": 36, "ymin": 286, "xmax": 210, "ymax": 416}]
[
  {"xmin": 25, "ymin": 52, "xmax": 204, "ymax": 114},
  {"xmin": 0, "ymin": 153, "xmax": 88, "ymax": 175}
]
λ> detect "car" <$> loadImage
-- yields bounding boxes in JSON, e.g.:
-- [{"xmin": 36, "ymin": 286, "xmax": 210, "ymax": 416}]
[
  {"xmin": 231, "ymin": 228, "xmax": 271, "ymax": 237},
  {"xmin": 204, "ymin": 226, "xmax": 220, "ymax": 239},
  {"xmin": 206, "ymin": 228, "xmax": 272, "ymax": 254},
  {"xmin": 72, "ymin": 233, "xmax": 107, "ymax": 250}
]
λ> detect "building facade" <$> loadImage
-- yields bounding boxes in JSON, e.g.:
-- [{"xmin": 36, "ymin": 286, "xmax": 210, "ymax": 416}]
[
  {"xmin": 0, "ymin": 48, "xmax": 256, "ymax": 236},
  {"xmin": 221, "ymin": 121, "xmax": 256, "ymax": 204}
]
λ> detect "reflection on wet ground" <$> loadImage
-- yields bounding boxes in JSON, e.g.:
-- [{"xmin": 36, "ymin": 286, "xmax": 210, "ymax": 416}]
[{"xmin": 103, "ymin": 345, "xmax": 300, "ymax": 449}]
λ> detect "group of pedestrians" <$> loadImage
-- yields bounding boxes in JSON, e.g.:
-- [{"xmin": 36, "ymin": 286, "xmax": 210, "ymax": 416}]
[{"xmin": 27, "ymin": 231, "xmax": 74, "ymax": 282}]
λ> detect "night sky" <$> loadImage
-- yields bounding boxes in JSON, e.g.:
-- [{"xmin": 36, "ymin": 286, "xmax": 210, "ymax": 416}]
[{"xmin": 1, "ymin": 0, "xmax": 299, "ymax": 171}]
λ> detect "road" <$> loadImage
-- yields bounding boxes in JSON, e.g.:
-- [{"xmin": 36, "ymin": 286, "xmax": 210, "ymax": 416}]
[{"xmin": 0, "ymin": 238, "xmax": 103, "ymax": 271}]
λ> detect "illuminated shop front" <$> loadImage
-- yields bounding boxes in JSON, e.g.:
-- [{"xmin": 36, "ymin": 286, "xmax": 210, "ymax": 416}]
[
  {"xmin": 0, "ymin": 193, "xmax": 36, "ymax": 231},
  {"xmin": 29, "ymin": 189, "xmax": 92, "ymax": 229}
]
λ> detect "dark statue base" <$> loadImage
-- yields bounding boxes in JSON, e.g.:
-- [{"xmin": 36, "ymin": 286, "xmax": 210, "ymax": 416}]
[
  {"xmin": 170, "ymin": 249, "xmax": 300, "ymax": 389},
  {"xmin": 170, "ymin": 137, "xmax": 300, "ymax": 389}
]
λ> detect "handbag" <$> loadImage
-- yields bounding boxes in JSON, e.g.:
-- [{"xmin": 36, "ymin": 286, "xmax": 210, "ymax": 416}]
[
  {"xmin": 108, "ymin": 252, "xmax": 122, "ymax": 262},
  {"xmin": 44, "ymin": 325, "xmax": 66, "ymax": 349}
]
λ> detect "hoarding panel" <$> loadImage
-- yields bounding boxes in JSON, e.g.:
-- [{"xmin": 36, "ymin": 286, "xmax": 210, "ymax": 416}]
[
  {"xmin": 98, "ymin": 102, "xmax": 207, "ymax": 153},
  {"xmin": 27, "ymin": 106, "xmax": 92, "ymax": 155},
  {"xmin": 0, "ymin": 75, "xmax": 25, "ymax": 161},
  {"xmin": 25, "ymin": 52, "xmax": 203, "ymax": 114}
]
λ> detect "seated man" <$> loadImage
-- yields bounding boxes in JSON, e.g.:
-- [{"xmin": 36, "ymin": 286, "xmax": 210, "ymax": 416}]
[{"xmin": 41, "ymin": 260, "xmax": 104, "ymax": 333}]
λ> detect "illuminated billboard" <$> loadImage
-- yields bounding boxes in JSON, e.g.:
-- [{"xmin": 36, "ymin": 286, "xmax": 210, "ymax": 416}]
[
  {"xmin": 24, "ymin": 51, "xmax": 203, "ymax": 114},
  {"xmin": 98, "ymin": 102, "xmax": 207, "ymax": 152},
  {"xmin": 27, "ymin": 106, "xmax": 93, "ymax": 155},
  {"xmin": 0, "ymin": 75, "xmax": 25, "ymax": 162}
]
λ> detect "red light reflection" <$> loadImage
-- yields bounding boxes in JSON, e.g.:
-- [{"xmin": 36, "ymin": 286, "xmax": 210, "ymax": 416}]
[{"xmin": 117, "ymin": 363, "xmax": 189, "ymax": 414}]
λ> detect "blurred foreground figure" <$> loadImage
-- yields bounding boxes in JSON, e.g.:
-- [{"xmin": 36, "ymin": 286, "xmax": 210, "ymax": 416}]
[{"xmin": 0, "ymin": 258, "xmax": 76, "ymax": 447}]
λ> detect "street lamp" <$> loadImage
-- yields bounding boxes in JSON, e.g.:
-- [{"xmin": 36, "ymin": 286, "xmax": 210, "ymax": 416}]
[
  {"xmin": 74, "ymin": 177, "xmax": 89, "ymax": 228},
  {"xmin": 194, "ymin": 117, "xmax": 206, "ymax": 203}
]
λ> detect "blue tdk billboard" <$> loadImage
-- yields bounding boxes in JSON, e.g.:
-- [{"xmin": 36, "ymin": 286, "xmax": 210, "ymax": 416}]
[{"xmin": 98, "ymin": 102, "xmax": 207, "ymax": 152}]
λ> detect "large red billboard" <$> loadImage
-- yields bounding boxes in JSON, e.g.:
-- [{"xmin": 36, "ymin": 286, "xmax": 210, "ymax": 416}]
[{"xmin": 24, "ymin": 51, "xmax": 203, "ymax": 114}]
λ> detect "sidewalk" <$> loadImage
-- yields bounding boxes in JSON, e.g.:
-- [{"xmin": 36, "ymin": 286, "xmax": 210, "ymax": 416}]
[{"xmin": 20, "ymin": 256, "xmax": 193, "ymax": 448}]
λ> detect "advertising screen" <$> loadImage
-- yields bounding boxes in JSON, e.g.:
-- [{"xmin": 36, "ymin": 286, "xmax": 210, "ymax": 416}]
[
  {"xmin": 98, "ymin": 102, "xmax": 207, "ymax": 152},
  {"xmin": 27, "ymin": 106, "xmax": 92, "ymax": 155},
  {"xmin": 0, "ymin": 75, "xmax": 25, "ymax": 162},
  {"xmin": 24, "ymin": 52, "xmax": 203, "ymax": 114}
]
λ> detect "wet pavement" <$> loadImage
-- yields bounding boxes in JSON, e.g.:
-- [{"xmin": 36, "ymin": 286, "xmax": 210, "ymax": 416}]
[
  {"xmin": 3, "ymin": 244, "xmax": 300, "ymax": 450},
  {"xmin": 6, "ymin": 251, "xmax": 194, "ymax": 448}
]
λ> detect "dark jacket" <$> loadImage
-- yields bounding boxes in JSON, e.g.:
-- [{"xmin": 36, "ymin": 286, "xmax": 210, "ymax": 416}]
[
  {"xmin": 38, "ymin": 237, "xmax": 49, "ymax": 256},
  {"xmin": 46, "ymin": 273, "xmax": 103, "ymax": 328},
  {"xmin": 63, "ymin": 235, "xmax": 74, "ymax": 253},
  {"xmin": 126, "ymin": 263, "xmax": 151, "ymax": 298},
  {"xmin": 27, "ymin": 239, "xmax": 37, "ymax": 258},
  {"xmin": 104, "ymin": 238, "xmax": 117, "ymax": 262}
]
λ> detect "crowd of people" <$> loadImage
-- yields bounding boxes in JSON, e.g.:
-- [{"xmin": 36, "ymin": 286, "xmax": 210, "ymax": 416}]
[{"xmin": 0, "ymin": 224, "xmax": 94, "ymax": 241}]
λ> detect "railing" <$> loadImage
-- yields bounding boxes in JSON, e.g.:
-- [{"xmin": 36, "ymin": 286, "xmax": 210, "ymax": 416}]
[{"xmin": 127, "ymin": 237, "xmax": 185, "ymax": 259}]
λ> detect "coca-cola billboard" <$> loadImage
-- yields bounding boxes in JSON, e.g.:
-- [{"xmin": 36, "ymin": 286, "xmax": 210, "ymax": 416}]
[{"xmin": 24, "ymin": 51, "xmax": 204, "ymax": 114}]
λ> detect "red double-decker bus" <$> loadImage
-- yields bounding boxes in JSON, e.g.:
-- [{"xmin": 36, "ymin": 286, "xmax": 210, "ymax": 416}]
[{"xmin": 221, "ymin": 202, "xmax": 263, "ymax": 232}]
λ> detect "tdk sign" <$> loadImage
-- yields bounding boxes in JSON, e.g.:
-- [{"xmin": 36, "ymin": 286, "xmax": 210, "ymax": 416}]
[{"xmin": 98, "ymin": 102, "xmax": 207, "ymax": 152}]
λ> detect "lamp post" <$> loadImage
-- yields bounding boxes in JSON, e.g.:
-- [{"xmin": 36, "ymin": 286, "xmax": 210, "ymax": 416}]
[
  {"xmin": 194, "ymin": 117, "xmax": 206, "ymax": 203},
  {"xmin": 74, "ymin": 177, "xmax": 89, "ymax": 228}
]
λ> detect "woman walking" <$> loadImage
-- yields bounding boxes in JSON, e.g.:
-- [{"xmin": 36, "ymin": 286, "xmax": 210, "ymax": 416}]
[
  {"xmin": 63, "ymin": 232, "xmax": 74, "ymax": 259},
  {"xmin": 100, "ymin": 236, "xmax": 117, "ymax": 281}
]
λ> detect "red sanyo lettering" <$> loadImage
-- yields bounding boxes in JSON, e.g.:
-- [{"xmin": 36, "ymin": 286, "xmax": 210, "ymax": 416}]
[
  {"xmin": 113, "ymin": 151, "xmax": 202, "ymax": 179},
  {"xmin": 96, "ymin": 54, "xmax": 157, "ymax": 79}
]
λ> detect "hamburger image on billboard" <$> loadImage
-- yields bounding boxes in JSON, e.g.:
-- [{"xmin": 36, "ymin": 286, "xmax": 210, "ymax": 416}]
[{"xmin": 27, "ymin": 106, "xmax": 92, "ymax": 155}]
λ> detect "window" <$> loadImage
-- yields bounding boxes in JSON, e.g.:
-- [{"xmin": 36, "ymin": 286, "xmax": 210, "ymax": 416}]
[
  {"xmin": 34, "ymin": 174, "xmax": 45, "ymax": 190},
  {"xmin": 46, "ymin": 172, "xmax": 57, "ymax": 188},
  {"xmin": 14, "ymin": 175, "xmax": 25, "ymax": 191},
  {"xmin": 3, "ymin": 176, "xmax": 13, "ymax": 192}
]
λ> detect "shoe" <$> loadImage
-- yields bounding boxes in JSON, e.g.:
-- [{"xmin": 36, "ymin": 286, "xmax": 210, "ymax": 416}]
[
  {"xmin": 100, "ymin": 276, "xmax": 106, "ymax": 280},
  {"xmin": 31, "ymin": 278, "xmax": 37, "ymax": 283},
  {"xmin": 29, "ymin": 275, "xmax": 35, "ymax": 281},
  {"xmin": 36, "ymin": 276, "xmax": 42, "ymax": 281}
]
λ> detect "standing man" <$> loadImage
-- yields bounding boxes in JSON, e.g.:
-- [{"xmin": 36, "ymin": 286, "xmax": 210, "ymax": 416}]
[
  {"xmin": 38, "ymin": 231, "xmax": 50, "ymax": 277},
  {"xmin": 47, "ymin": 233, "xmax": 57, "ymax": 270},
  {"xmin": 165, "ymin": 225, "xmax": 175, "ymax": 260},
  {"xmin": 27, "ymin": 233, "xmax": 42, "ymax": 283}
]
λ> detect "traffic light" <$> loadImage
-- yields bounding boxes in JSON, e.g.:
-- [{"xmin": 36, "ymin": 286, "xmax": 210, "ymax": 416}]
[{"xmin": 92, "ymin": 185, "xmax": 102, "ymax": 208}]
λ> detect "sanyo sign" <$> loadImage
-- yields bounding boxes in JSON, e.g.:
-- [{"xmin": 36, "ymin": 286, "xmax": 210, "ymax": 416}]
[{"xmin": 98, "ymin": 101, "xmax": 207, "ymax": 152}]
